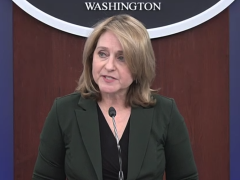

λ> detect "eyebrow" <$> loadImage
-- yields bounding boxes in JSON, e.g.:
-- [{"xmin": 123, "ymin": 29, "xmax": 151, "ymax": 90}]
[
  {"xmin": 96, "ymin": 46, "xmax": 108, "ymax": 50},
  {"xmin": 96, "ymin": 46, "xmax": 123, "ymax": 54}
]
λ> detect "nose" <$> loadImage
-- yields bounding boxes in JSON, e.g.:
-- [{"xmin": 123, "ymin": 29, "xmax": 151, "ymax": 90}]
[{"xmin": 105, "ymin": 56, "xmax": 116, "ymax": 71}]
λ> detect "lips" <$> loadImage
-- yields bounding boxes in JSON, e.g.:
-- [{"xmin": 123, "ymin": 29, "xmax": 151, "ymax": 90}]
[
  {"xmin": 102, "ymin": 75, "xmax": 116, "ymax": 80},
  {"xmin": 102, "ymin": 75, "xmax": 117, "ymax": 83}
]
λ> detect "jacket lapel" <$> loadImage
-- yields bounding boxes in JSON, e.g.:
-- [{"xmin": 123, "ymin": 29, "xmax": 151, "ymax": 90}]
[
  {"xmin": 75, "ymin": 96, "xmax": 102, "ymax": 180},
  {"xmin": 74, "ymin": 96, "xmax": 154, "ymax": 180},
  {"xmin": 127, "ymin": 106, "xmax": 154, "ymax": 180}
]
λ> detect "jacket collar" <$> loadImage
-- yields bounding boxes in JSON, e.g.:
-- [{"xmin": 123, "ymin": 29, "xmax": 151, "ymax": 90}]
[{"xmin": 75, "ymin": 96, "xmax": 154, "ymax": 180}]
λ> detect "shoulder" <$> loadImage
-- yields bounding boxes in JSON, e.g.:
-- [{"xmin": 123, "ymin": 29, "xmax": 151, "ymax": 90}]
[
  {"xmin": 55, "ymin": 92, "xmax": 81, "ymax": 107},
  {"xmin": 51, "ymin": 92, "xmax": 83, "ymax": 116},
  {"xmin": 152, "ymin": 94, "xmax": 175, "ymax": 113},
  {"xmin": 151, "ymin": 94, "xmax": 183, "ymax": 124},
  {"xmin": 56, "ymin": 91, "xmax": 81, "ymax": 103},
  {"xmin": 50, "ymin": 92, "xmax": 83, "ymax": 129},
  {"xmin": 153, "ymin": 94, "xmax": 173, "ymax": 105}
]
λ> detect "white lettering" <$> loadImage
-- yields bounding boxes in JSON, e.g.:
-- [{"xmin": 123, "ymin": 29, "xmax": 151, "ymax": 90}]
[
  {"xmin": 94, "ymin": 3, "xmax": 101, "ymax": 10},
  {"xmin": 109, "ymin": 2, "xmax": 117, "ymax": 10},
  {"xmin": 85, "ymin": 2, "xmax": 162, "ymax": 11},
  {"xmin": 129, "ymin": 2, "xmax": 137, "ymax": 11},
  {"xmin": 117, "ymin": 2, "xmax": 120, "ymax": 10},
  {"xmin": 121, "ymin": 2, "xmax": 129, "ymax": 10},
  {"xmin": 85, "ymin": 2, "xmax": 95, "ymax": 10},
  {"xmin": 137, "ymin": 2, "xmax": 144, "ymax": 10},
  {"xmin": 144, "ymin": 2, "xmax": 153, "ymax": 11},
  {"xmin": 153, "ymin": 2, "xmax": 161, "ymax": 10},
  {"xmin": 102, "ymin": 2, "xmax": 108, "ymax": 11}
]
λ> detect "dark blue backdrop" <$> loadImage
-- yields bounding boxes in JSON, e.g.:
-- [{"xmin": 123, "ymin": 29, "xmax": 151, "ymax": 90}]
[
  {"xmin": 0, "ymin": 0, "xmax": 239, "ymax": 179},
  {"xmin": 230, "ymin": 1, "xmax": 240, "ymax": 180},
  {"xmin": 0, "ymin": 0, "xmax": 13, "ymax": 179}
]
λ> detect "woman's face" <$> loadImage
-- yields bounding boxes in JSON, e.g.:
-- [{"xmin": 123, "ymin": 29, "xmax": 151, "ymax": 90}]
[{"xmin": 92, "ymin": 31, "xmax": 133, "ymax": 96}]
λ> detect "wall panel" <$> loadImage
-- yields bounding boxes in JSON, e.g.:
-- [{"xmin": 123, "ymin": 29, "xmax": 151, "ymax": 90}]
[
  {"xmin": 152, "ymin": 9, "xmax": 229, "ymax": 180},
  {"xmin": 13, "ymin": 4, "xmax": 85, "ymax": 179}
]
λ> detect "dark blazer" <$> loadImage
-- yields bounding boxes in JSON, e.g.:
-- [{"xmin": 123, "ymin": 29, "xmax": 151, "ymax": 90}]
[{"xmin": 32, "ymin": 93, "xmax": 198, "ymax": 180}]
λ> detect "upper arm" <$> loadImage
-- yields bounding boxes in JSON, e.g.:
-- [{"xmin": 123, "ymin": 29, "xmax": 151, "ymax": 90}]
[
  {"xmin": 165, "ymin": 100, "xmax": 198, "ymax": 180},
  {"xmin": 32, "ymin": 99, "xmax": 66, "ymax": 180}
]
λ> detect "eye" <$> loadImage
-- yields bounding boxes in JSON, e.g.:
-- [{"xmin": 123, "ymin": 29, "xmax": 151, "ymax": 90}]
[
  {"xmin": 118, "ymin": 56, "xmax": 125, "ymax": 62},
  {"xmin": 98, "ymin": 51, "xmax": 107, "ymax": 58}
]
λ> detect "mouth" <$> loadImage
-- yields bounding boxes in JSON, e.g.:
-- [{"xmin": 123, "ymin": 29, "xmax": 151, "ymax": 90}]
[{"xmin": 102, "ymin": 75, "xmax": 117, "ymax": 80}]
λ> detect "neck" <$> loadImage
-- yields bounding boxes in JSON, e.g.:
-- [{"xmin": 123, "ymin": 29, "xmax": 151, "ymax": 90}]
[{"xmin": 99, "ymin": 92, "xmax": 128, "ymax": 109}]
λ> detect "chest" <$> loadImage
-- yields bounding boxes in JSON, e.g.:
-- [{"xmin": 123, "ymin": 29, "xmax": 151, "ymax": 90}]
[
  {"xmin": 100, "ymin": 106, "xmax": 131, "ymax": 140},
  {"xmin": 62, "ymin": 104, "xmax": 167, "ymax": 180}
]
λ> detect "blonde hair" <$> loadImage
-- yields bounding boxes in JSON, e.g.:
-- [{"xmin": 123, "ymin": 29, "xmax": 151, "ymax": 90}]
[{"xmin": 76, "ymin": 14, "xmax": 157, "ymax": 107}]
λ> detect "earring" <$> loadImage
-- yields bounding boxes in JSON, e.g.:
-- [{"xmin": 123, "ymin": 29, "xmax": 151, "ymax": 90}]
[{"xmin": 135, "ymin": 79, "xmax": 138, "ymax": 84}]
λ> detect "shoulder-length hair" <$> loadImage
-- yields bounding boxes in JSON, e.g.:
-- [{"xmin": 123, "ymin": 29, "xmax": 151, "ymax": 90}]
[{"xmin": 76, "ymin": 14, "xmax": 157, "ymax": 107}]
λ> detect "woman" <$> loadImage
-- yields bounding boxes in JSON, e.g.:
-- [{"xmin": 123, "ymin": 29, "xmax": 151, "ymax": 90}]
[{"xmin": 33, "ymin": 14, "xmax": 198, "ymax": 180}]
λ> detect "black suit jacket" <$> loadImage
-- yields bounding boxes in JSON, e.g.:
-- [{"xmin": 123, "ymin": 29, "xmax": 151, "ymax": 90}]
[{"xmin": 33, "ymin": 93, "xmax": 198, "ymax": 180}]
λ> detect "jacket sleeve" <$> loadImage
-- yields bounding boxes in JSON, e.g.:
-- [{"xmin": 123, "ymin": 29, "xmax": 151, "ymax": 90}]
[
  {"xmin": 32, "ymin": 99, "xmax": 66, "ymax": 180},
  {"xmin": 165, "ymin": 100, "xmax": 198, "ymax": 180}
]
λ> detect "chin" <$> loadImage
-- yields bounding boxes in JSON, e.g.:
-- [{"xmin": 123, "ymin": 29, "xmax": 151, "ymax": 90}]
[
  {"xmin": 100, "ymin": 88, "xmax": 118, "ymax": 94},
  {"xmin": 98, "ymin": 85, "xmax": 118, "ymax": 93}
]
